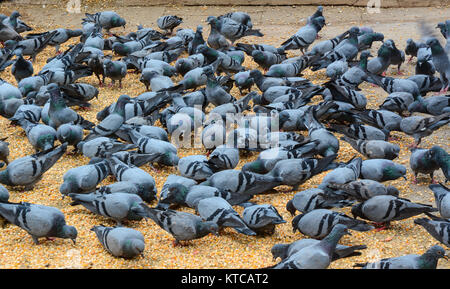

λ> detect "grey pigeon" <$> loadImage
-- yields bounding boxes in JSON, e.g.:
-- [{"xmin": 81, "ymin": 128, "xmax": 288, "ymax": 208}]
[
  {"xmin": 68, "ymin": 192, "xmax": 147, "ymax": 226},
  {"xmin": 266, "ymin": 155, "xmax": 336, "ymax": 191},
  {"xmin": 206, "ymin": 144, "xmax": 240, "ymax": 172},
  {"xmin": 83, "ymin": 11, "xmax": 126, "ymax": 34},
  {"xmin": 139, "ymin": 207, "xmax": 219, "ymax": 246},
  {"xmin": 429, "ymin": 146, "xmax": 450, "ymax": 182},
  {"xmin": 157, "ymin": 15, "xmax": 183, "ymax": 35},
  {"xmin": 0, "ymin": 143, "xmax": 67, "ymax": 190},
  {"xmin": 91, "ymin": 225, "xmax": 145, "ymax": 258},
  {"xmin": 271, "ymin": 238, "xmax": 367, "ymax": 262},
  {"xmin": 426, "ymin": 37, "xmax": 450, "ymax": 93},
  {"xmin": 280, "ymin": 17, "xmax": 325, "ymax": 54},
  {"xmin": 0, "ymin": 201, "xmax": 77, "ymax": 244},
  {"xmin": 408, "ymin": 95, "xmax": 449, "ymax": 116},
  {"xmin": 351, "ymin": 195, "xmax": 438, "ymax": 228},
  {"xmin": 197, "ymin": 197, "xmax": 256, "ymax": 236},
  {"xmin": 0, "ymin": 137, "xmax": 9, "ymax": 165},
  {"xmin": 59, "ymin": 158, "xmax": 111, "ymax": 197},
  {"xmin": 410, "ymin": 147, "xmax": 440, "ymax": 183},
  {"xmin": 400, "ymin": 113, "xmax": 450, "ymax": 146},
  {"xmin": 77, "ymin": 137, "xmax": 136, "ymax": 159},
  {"xmin": 242, "ymin": 204, "xmax": 286, "ymax": 235},
  {"xmin": 178, "ymin": 155, "xmax": 214, "ymax": 181},
  {"xmin": 380, "ymin": 92, "xmax": 415, "ymax": 115},
  {"xmin": 318, "ymin": 157, "xmax": 362, "ymax": 191},
  {"xmin": 360, "ymin": 159, "xmax": 406, "ymax": 182},
  {"xmin": 414, "ymin": 212, "xmax": 450, "ymax": 247},
  {"xmin": 201, "ymin": 169, "xmax": 282, "ymax": 196},
  {"xmin": 156, "ymin": 174, "xmax": 197, "ymax": 210},
  {"xmin": 367, "ymin": 41, "xmax": 394, "ymax": 75},
  {"xmin": 270, "ymin": 224, "xmax": 351, "ymax": 269},
  {"xmin": 108, "ymin": 157, "xmax": 157, "ymax": 202},
  {"xmin": 103, "ymin": 59, "xmax": 127, "ymax": 88},
  {"xmin": 326, "ymin": 179, "xmax": 399, "ymax": 202},
  {"xmin": 341, "ymin": 136, "xmax": 400, "ymax": 160},
  {"xmin": 207, "ymin": 19, "xmax": 230, "ymax": 51},
  {"xmin": 47, "ymin": 84, "xmax": 94, "ymax": 130},
  {"xmin": 286, "ymin": 188, "xmax": 353, "ymax": 215},
  {"xmin": 354, "ymin": 245, "xmax": 447, "ymax": 269},
  {"xmin": 429, "ymin": 183, "xmax": 450, "ymax": 219},
  {"xmin": 18, "ymin": 119, "xmax": 57, "ymax": 152},
  {"xmin": 56, "ymin": 124, "xmax": 83, "ymax": 150},
  {"xmin": 206, "ymin": 16, "xmax": 263, "ymax": 44},
  {"xmin": 11, "ymin": 54, "xmax": 33, "ymax": 83},
  {"xmin": 292, "ymin": 209, "xmax": 374, "ymax": 239},
  {"xmin": 26, "ymin": 28, "xmax": 82, "ymax": 53}
]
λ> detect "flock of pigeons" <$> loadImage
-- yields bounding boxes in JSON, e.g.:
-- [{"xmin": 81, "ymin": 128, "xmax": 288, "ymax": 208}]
[{"xmin": 0, "ymin": 6, "xmax": 449, "ymax": 269}]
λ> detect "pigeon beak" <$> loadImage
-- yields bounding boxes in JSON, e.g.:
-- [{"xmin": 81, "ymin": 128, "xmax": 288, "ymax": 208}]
[
  {"xmin": 402, "ymin": 175, "xmax": 407, "ymax": 181},
  {"xmin": 345, "ymin": 230, "xmax": 352, "ymax": 236},
  {"xmin": 72, "ymin": 239, "xmax": 76, "ymax": 245}
]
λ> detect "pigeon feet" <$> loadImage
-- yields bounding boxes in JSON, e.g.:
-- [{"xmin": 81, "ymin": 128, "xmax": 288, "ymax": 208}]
[
  {"xmin": 411, "ymin": 177, "xmax": 418, "ymax": 185},
  {"xmin": 372, "ymin": 222, "xmax": 389, "ymax": 231}
]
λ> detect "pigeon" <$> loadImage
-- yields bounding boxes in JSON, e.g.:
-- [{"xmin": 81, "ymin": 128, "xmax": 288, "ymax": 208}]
[
  {"xmin": 56, "ymin": 124, "xmax": 84, "ymax": 150},
  {"xmin": 87, "ymin": 95, "xmax": 132, "ymax": 139},
  {"xmin": 91, "ymin": 225, "xmax": 145, "ymax": 259},
  {"xmin": 103, "ymin": 59, "xmax": 127, "ymax": 88},
  {"xmin": 204, "ymin": 66, "xmax": 236, "ymax": 106},
  {"xmin": 242, "ymin": 204, "xmax": 286, "ymax": 235},
  {"xmin": 408, "ymin": 95, "xmax": 450, "ymax": 116},
  {"xmin": 0, "ymin": 201, "xmax": 77, "ymax": 244},
  {"xmin": 292, "ymin": 209, "xmax": 374, "ymax": 239},
  {"xmin": 414, "ymin": 212, "xmax": 450, "ymax": 247},
  {"xmin": 201, "ymin": 169, "xmax": 282, "ymax": 196},
  {"xmin": 351, "ymin": 195, "xmax": 438, "ymax": 229},
  {"xmin": 206, "ymin": 16, "xmax": 263, "ymax": 44},
  {"xmin": 426, "ymin": 37, "xmax": 450, "ymax": 93},
  {"xmin": 266, "ymin": 155, "xmax": 336, "ymax": 191},
  {"xmin": 269, "ymin": 224, "xmax": 352, "ymax": 269},
  {"xmin": 218, "ymin": 12, "xmax": 253, "ymax": 28},
  {"xmin": 354, "ymin": 245, "xmax": 447, "ymax": 269},
  {"xmin": 0, "ymin": 143, "xmax": 67, "ymax": 190},
  {"xmin": 341, "ymin": 136, "xmax": 400, "ymax": 160},
  {"xmin": 358, "ymin": 32, "xmax": 385, "ymax": 51},
  {"xmin": 271, "ymin": 238, "xmax": 367, "ymax": 262},
  {"xmin": 410, "ymin": 147, "xmax": 440, "ymax": 184},
  {"xmin": 302, "ymin": 106, "xmax": 340, "ymax": 157},
  {"xmin": 367, "ymin": 41, "xmax": 394, "ymax": 75},
  {"xmin": 188, "ymin": 25, "xmax": 206, "ymax": 55},
  {"xmin": 47, "ymin": 85, "xmax": 95, "ymax": 130},
  {"xmin": 156, "ymin": 174, "xmax": 197, "ymax": 210},
  {"xmin": 360, "ymin": 159, "xmax": 406, "ymax": 182},
  {"xmin": 157, "ymin": 15, "xmax": 183, "ymax": 35},
  {"xmin": 399, "ymin": 113, "xmax": 450, "ymax": 147},
  {"xmin": 126, "ymin": 129, "xmax": 179, "ymax": 166},
  {"xmin": 0, "ymin": 21, "xmax": 22, "ymax": 43},
  {"xmin": 286, "ymin": 188, "xmax": 352, "ymax": 215},
  {"xmin": 429, "ymin": 146, "xmax": 450, "ymax": 182},
  {"xmin": 280, "ymin": 17, "xmax": 326, "ymax": 54},
  {"xmin": 350, "ymin": 109, "xmax": 402, "ymax": 138},
  {"xmin": 178, "ymin": 155, "xmax": 214, "ymax": 181},
  {"xmin": 206, "ymin": 144, "xmax": 240, "ymax": 172},
  {"xmin": 307, "ymin": 30, "xmax": 349, "ymax": 56},
  {"xmin": 327, "ymin": 179, "xmax": 399, "ymax": 202},
  {"xmin": 206, "ymin": 19, "xmax": 230, "ymax": 51},
  {"xmin": 18, "ymin": 119, "xmax": 57, "ymax": 152},
  {"xmin": 380, "ymin": 92, "xmax": 415, "ymax": 115},
  {"xmin": 385, "ymin": 39, "xmax": 405, "ymax": 74},
  {"xmin": 11, "ymin": 53, "xmax": 33, "ymax": 83},
  {"xmin": 175, "ymin": 53, "xmax": 205, "ymax": 76},
  {"xmin": 197, "ymin": 197, "xmax": 256, "ymax": 236},
  {"xmin": 68, "ymin": 192, "xmax": 147, "ymax": 226},
  {"xmin": 26, "ymin": 28, "xmax": 83, "ymax": 53},
  {"xmin": 405, "ymin": 38, "xmax": 425, "ymax": 62},
  {"xmin": 429, "ymin": 183, "xmax": 450, "ymax": 218},
  {"xmin": 110, "ymin": 151, "xmax": 157, "ymax": 168},
  {"xmin": 83, "ymin": 11, "xmax": 126, "ymax": 34},
  {"xmin": 139, "ymin": 207, "xmax": 219, "ymax": 246},
  {"xmin": 0, "ymin": 137, "xmax": 10, "ymax": 165},
  {"xmin": 12, "ymin": 30, "xmax": 57, "ymax": 62},
  {"xmin": 59, "ymin": 158, "xmax": 111, "ymax": 197},
  {"xmin": 107, "ymin": 156, "xmax": 157, "ymax": 202},
  {"xmin": 160, "ymin": 183, "xmax": 252, "ymax": 209}
]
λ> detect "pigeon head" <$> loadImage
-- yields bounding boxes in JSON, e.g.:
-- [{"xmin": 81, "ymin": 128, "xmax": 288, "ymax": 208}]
[
  {"xmin": 407, "ymin": 100, "xmax": 426, "ymax": 113},
  {"xmin": 385, "ymin": 144, "xmax": 400, "ymax": 160},
  {"xmin": 421, "ymin": 245, "xmax": 448, "ymax": 267},
  {"xmin": 76, "ymin": 141, "xmax": 85, "ymax": 152},
  {"xmin": 291, "ymin": 214, "xmax": 303, "ymax": 233},
  {"xmin": 285, "ymin": 199, "xmax": 297, "ymax": 217},
  {"xmin": 161, "ymin": 183, "xmax": 189, "ymax": 205},
  {"xmin": 386, "ymin": 186, "xmax": 400, "ymax": 197},
  {"xmin": 351, "ymin": 203, "xmax": 365, "ymax": 220},
  {"xmin": 198, "ymin": 221, "xmax": 219, "ymax": 237},
  {"xmin": 271, "ymin": 244, "xmax": 290, "ymax": 261},
  {"xmin": 360, "ymin": 50, "xmax": 373, "ymax": 59},
  {"xmin": 61, "ymin": 225, "xmax": 78, "ymax": 245},
  {"xmin": 206, "ymin": 16, "xmax": 217, "ymax": 25},
  {"xmin": 162, "ymin": 151, "xmax": 179, "ymax": 166},
  {"xmin": 112, "ymin": 15, "xmax": 126, "ymax": 29},
  {"xmin": 383, "ymin": 163, "xmax": 407, "ymax": 181},
  {"xmin": 312, "ymin": 16, "xmax": 326, "ymax": 30},
  {"xmin": 426, "ymin": 38, "xmax": 444, "ymax": 54},
  {"xmin": 123, "ymin": 239, "xmax": 145, "ymax": 259},
  {"xmin": 60, "ymin": 181, "xmax": 77, "ymax": 196},
  {"xmin": 349, "ymin": 26, "xmax": 360, "ymax": 36}
]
